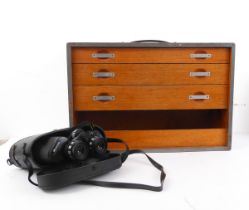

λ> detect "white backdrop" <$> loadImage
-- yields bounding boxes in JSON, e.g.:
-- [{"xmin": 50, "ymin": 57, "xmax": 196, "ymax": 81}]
[
  {"xmin": 0, "ymin": 0, "xmax": 248, "ymax": 138},
  {"xmin": 1, "ymin": 1, "xmax": 249, "ymax": 210}
]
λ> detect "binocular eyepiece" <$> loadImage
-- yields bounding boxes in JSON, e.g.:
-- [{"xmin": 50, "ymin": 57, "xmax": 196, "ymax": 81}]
[{"xmin": 37, "ymin": 127, "xmax": 107, "ymax": 164}]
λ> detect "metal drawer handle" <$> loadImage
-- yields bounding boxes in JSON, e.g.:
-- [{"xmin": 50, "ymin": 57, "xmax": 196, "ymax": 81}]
[
  {"xmin": 190, "ymin": 53, "xmax": 212, "ymax": 59},
  {"xmin": 93, "ymin": 95, "xmax": 115, "ymax": 101},
  {"xmin": 189, "ymin": 71, "xmax": 211, "ymax": 77},
  {"xmin": 189, "ymin": 95, "xmax": 210, "ymax": 100},
  {"xmin": 93, "ymin": 72, "xmax": 115, "ymax": 78},
  {"xmin": 92, "ymin": 53, "xmax": 115, "ymax": 59}
]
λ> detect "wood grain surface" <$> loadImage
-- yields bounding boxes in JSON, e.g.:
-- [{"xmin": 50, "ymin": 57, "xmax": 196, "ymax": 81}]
[
  {"xmin": 73, "ymin": 85, "xmax": 228, "ymax": 110},
  {"xmin": 72, "ymin": 48, "xmax": 230, "ymax": 63},
  {"xmin": 72, "ymin": 63, "xmax": 229, "ymax": 85},
  {"xmin": 106, "ymin": 128, "xmax": 227, "ymax": 149}
]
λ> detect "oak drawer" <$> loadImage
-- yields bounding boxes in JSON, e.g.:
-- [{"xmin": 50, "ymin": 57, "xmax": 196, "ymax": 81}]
[
  {"xmin": 72, "ymin": 64, "xmax": 229, "ymax": 85},
  {"xmin": 73, "ymin": 85, "xmax": 228, "ymax": 110},
  {"xmin": 71, "ymin": 48, "xmax": 230, "ymax": 64}
]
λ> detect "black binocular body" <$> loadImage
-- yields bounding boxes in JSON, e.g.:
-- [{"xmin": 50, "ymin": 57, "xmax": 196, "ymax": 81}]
[{"xmin": 8, "ymin": 122, "xmax": 108, "ymax": 169}]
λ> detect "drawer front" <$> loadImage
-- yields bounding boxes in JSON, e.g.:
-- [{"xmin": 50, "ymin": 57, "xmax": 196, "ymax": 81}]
[
  {"xmin": 73, "ymin": 85, "xmax": 228, "ymax": 110},
  {"xmin": 71, "ymin": 48, "xmax": 230, "ymax": 64},
  {"xmin": 106, "ymin": 129, "xmax": 227, "ymax": 150},
  {"xmin": 72, "ymin": 64, "xmax": 229, "ymax": 85}
]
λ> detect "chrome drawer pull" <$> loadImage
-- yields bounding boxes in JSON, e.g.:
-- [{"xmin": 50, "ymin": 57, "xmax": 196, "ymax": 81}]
[
  {"xmin": 189, "ymin": 95, "xmax": 209, "ymax": 100},
  {"xmin": 93, "ymin": 72, "xmax": 115, "ymax": 78},
  {"xmin": 189, "ymin": 72, "xmax": 211, "ymax": 77},
  {"xmin": 190, "ymin": 53, "xmax": 212, "ymax": 59},
  {"xmin": 92, "ymin": 53, "xmax": 115, "ymax": 59},
  {"xmin": 93, "ymin": 96, "xmax": 115, "ymax": 101}
]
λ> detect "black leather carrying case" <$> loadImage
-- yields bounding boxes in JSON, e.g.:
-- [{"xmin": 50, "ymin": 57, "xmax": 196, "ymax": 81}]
[
  {"xmin": 8, "ymin": 122, "xmax": 165, "ymax": 191},
  {"xmin": 8, "ymin": 124, "xmax": 123, "ymax": 190}
]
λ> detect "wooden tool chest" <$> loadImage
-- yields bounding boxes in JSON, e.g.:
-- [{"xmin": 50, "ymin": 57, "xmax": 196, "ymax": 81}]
[{"xmin": 67, "ymin": 41, "xmax": 235, "ymax": 151}]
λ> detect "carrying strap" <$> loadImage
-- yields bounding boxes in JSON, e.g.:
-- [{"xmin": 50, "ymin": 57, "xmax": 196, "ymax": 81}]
[
  {"xmin": 26, "ymin": 138, "xmax": 166, "ymax": 192},
  {"xmin": 25, "ymin": 158, "xmax": 38, "ymax": 186},
  {"xmin": 79, "ymin": 138, "xmax": 166, "ymax": 192}
]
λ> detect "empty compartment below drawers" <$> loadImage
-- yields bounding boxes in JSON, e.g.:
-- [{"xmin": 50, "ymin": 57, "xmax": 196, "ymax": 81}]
[{"xmin": 73, "ymin": 109, "xmax": 229, "ymax": 150}]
